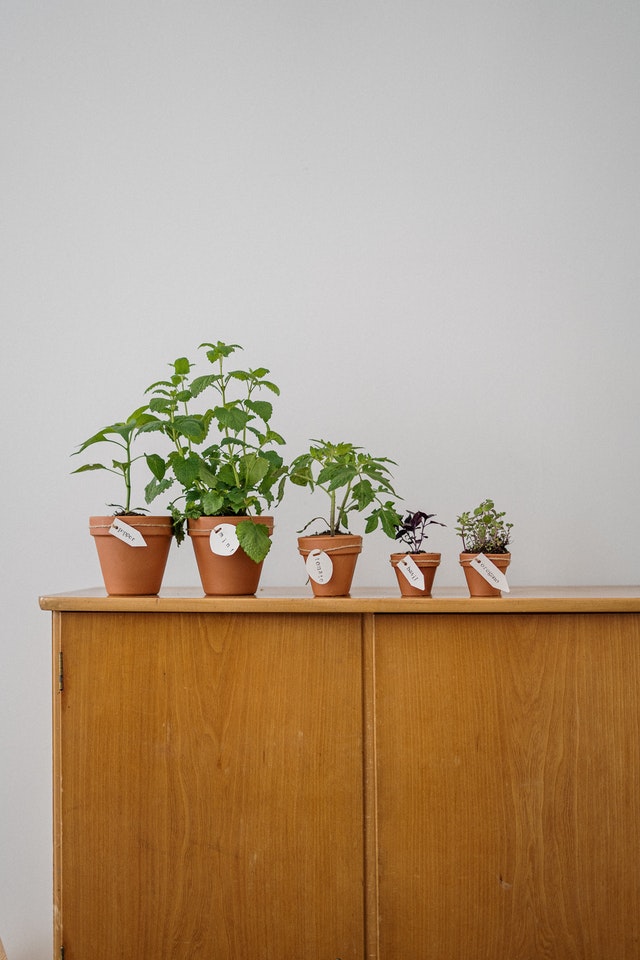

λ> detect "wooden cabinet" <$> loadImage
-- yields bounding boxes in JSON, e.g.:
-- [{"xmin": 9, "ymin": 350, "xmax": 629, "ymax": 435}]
[
  {"xmin": 40, "ymin": 588, "xmax": 640, "ymax": 960},
  {"xmin": 373, "ymin": 611, "xmax": 640, "ymax": 959}
]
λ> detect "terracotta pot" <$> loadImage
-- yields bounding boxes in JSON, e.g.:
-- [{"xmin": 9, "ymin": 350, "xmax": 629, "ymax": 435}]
[
  {"xmin": 390, "ymin": 552, "xmax": 441, "ymax": 597},
  {"xmin": 89, "ymin": 515, "xmax": 173, "ymax": 596},
  {"xmin": 297, "ymin": 534, "xmax": 363, "ymax": 597},
  {"xmin": 459, "ymin": 552, "xmax": 511, "ymax": 597},
  {"xmin": 188, "ymin": 516, "xmax": 274, "ymax": 596}
]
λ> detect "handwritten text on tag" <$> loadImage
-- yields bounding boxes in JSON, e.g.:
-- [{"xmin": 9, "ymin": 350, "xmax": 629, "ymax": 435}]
[
  {"xmin": 109, "ymin": 519, "xmax": 147, "ymax": 547},
  {"xmin": 306, "ymin": 549, "xmax": 333, "ymax": 584},
  {"xmin": 470, "ymin": 554, "xmax": 510, "ymax": 592},
  {"xmin": 398, "ymin": 556, "xmax": 426, "ymax": 591},
  {"xmin": 209, "ymin": 523, "xmax": 240, "ymax": 556}
]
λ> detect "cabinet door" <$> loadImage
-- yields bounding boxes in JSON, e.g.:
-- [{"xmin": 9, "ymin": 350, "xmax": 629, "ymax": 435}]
[
  {"xmin": 54, "ymin": 611, "xmax": 364, "ymax": 960},
  {"xmin": 373, "ymin": 613, "xmax": 640, "ymax": 960}
]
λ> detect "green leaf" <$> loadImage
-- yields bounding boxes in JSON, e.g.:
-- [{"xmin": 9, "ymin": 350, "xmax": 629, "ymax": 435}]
[
  {"xmin": 351, "ymin": 479, "xmax": 375, "ymax": 509},
  {"xmin": 172, "ymin": 453, "xmax": 202, "ymax": 485},
  {"xmin": 239, "ymin": 454, "xmax": 269, "ymax": 487},
  {"xmin": 173, "ymin": 357, "xmax": 191, "ymax": 375},
  {"xmin": 72, "ymin": 429, "xmax": 110, "ymax": 454},
  {"xmin": 237, "ymin": 520, "xmax": 271, "ymax": 563},
  {"xmin": 259, "ymin": 380, "xmax": 280, "ymax": 396},
  {"xmin": 144, "ymin": 477, "xmax": 173, "ymax": 504},
  {"xmin": 70, "ymin": 462, "xmax": 108, "ymax": 474},
  {"xmin": 200, "ymin": 341, "xmax": 242, "ymax": 362},
  {"xmin": 322, "ymin": 465, "xmax": 357, "ymax": 491},
  {"xmin": 246, "ymin": 399, "xmax": 273, "ymax": 422},
  {"xmin": 215, "ymin": 406, "xmax": 251, "ymax": 432},
  {"xmin": 145, "ymin": 453, "xmax": 166, "ymax": 480},
  {"xmin": 148, "ymin": 397, "xmax": 175, "ymax": 415},
  {"xmin": 198, "ymin": 461, "xmax": 219, "ymax": 487},
  {"xmin": 289, "ymin": 466, "xmax": 313, "ymax": 487},
  {"xmin": 190, "ymin": 373, "xmax": 220, "ymax": 397},
  {"xmin": 172, "ymin": 415, "xmax": 208, "ymax": 442},
  {"xmin": 137, "ymin": 418, "xmax": 165, "ymax": 434},
  {"xmin": 202, "ymin": 491, "xmax": 224, "ymax": 514},
  {"xmin": 364, "ymin": 513, "xmax": 380, "ymax": 534}
]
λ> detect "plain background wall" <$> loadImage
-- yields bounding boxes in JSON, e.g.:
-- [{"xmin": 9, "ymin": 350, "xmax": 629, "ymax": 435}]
[{"xmin": 1, "ymin": 0, "xmax": 639, "ymax": 955}]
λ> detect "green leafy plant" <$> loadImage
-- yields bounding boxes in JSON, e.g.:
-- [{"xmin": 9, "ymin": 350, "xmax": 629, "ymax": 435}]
[
  {"xmin": 139, "ymin": 341, "xmax": 287, "ymax": 562},
  {"xmin": 394, "ymin": 510, "xmax": 445, "ymax": 553},
  {"xmin": 289, "ymin": 439, "xmax": 401, "ymax": 537},
  {"xmin": 455, "ymin": 498, "xmax": 513, "ymax": 554},
  {"xmin": 71, "ymin": 405, "xmax": 156, "ymax": 514}
]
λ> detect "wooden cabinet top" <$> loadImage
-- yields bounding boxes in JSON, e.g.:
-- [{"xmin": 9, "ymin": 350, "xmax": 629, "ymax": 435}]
[{"xmin": 39, "ymin": 585, "xmax": 640, "ymax": 614}]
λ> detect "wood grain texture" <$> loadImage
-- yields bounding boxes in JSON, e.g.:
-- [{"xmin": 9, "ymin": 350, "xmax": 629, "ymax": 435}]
[
  {"xmin": 39, "ymin": 585, "xmax": 640, "ymax": 614},
  {"xmin": 373, "ymin": 613, "xmax": 640, "ymax": 959},
  {"xmin": 54, "ymin": 612, "xmax": 364, "ymax": 960}
]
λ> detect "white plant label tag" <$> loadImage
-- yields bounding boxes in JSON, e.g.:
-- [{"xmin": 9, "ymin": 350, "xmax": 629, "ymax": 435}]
[
  {"xmin": 109, "ymin": 519, "xmax": 147, "ymax": 547},
  {"xmin": 398, "ymin": 556, "xmax": 425, "ymax": 590},
  {"xmin": 306, "ymin": 549, "xmax": 333, "ymax": 584},
  {"xmin": 470, "ymin": 554, "xmax": 510, "ymax": 592},
  {"xmin": 209, "ymin": 523, "xmax": 240, "ymax": 556}
]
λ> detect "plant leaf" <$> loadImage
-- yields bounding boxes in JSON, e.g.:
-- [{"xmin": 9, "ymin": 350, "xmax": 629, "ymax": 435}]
[
  {"xmin": 145, "ymin": 453, "xmax": 166, "ymax": 480},
  {"xmin": 202, "ymin": 491, "xmax": 224, "ymax": 514},
  {"xmin": 144, "ymin": 477, "xmax": 173, "ymax": 504},
  {"xmin": 246, "ymin": 399, "xmax": 273, "ymax": 422},
  {"xmin": 237, "ymin": 520, "xmax": 271, "ymax": 563},
  {"xmin": 70, "ymin": 462, "xmax": 108, "ymax": 474}
]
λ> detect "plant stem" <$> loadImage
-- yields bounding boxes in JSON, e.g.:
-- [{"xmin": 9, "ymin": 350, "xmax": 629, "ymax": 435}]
[
  {"xmin": 123, "ymin": 434, "xmax": 132, "ymax": 512},
  {"xmin": 329, "ymin": 489, "xmax": 337, "ymax": 535},
  {"xmin": 337, "ymin": 483, "xmax": 352, "ymax": 533}
]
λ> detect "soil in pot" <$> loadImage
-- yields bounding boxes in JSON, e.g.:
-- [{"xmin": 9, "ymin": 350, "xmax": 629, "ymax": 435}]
[
  {"xmin": 90, "ymin": 515, "xmax": 173, "ymax": 596},
  {"xmin": 459, "ymin": 552, "xmax": 511, "ymax": 597},
  {"xmin": 188, "ymin": 516, "xmax": 274, "ymax": 595},
  {"xmin": 390, "ymin": 552, "xmax": 441, "ymax": 597},
  {"xmin": 297, "ymin": 534, "xmax": 362, "ymax": 597}
]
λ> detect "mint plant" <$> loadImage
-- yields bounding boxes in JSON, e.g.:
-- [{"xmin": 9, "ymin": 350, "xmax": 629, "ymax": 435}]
[
  {"xmin": 289, "ymin": 439, "xmax": 401, "ymax": 537},
  {"xmin": 71, "ymin": 405, "xmax": 156, "ymax": 514},
  {"xmin": 139, "ymin": 341, "xmax": 287, "ymax": 562},
  {"xmin": 394, "ymin": 510, "xmax": 445, "ymax": 553},
  {"xmin": 455, "ymin": 498, "xmax": 513, "ymax": 554}
]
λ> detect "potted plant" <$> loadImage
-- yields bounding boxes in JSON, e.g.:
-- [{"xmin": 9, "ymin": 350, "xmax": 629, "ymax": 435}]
[
  {"xmin": 140, "ymin": 341, "xmax": 287, "ymax": 595},
  {"xmin": 455, "ymin": 498, "xmax": 513, "ymax": 597},
  {"xmin": 71, "ymin": 405, "xmax": 174, "ymax": 595},
  {"xmin": 390, "ymin": 510, "xmax": 445, "ymax": 597},
  {"xmin": 289, "ymin": 439, "xmax": 401, "ymax": 596}
]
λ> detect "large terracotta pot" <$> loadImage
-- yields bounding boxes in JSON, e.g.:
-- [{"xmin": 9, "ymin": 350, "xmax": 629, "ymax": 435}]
[
  {"xmin": 459, "ymin": 552, "xmax": 511, "ymax": 597},
  {"xmin": 297, "ymin": 534, "xmax": 362, "ymax": 597},
  {"xmin": 390, "ymin": 552, "xmax": 441, "ymax": 597},
  {"xmin": 89, "ymin": 515, "xmax": 173, "ymax": 596},
  {"xmin": 188, "ymin": 516, "xmax": 274, "ymax": 595}
]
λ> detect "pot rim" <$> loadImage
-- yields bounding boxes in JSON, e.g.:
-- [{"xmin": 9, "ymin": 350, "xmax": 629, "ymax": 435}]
[
  {"xmin": 459, "ymin": 551, "xmax": 511, "ymax": 563},
  {"xmin": 188, "ymin": 515, "xmax": 274, "ymax": 537},
  {"xmin": 89, "ymin": 515, "xmax": 173, "ymax": 535},
  {"xmin": 297, "ymin": 533, "xmax": 363, "ymax": 557},
  {"xmin": 390, "ymin": 551, "xmax": 441, "ymax": 564}
]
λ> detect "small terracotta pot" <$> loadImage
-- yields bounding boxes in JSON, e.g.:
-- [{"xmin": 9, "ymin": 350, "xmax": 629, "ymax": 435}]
[
  {"xmin": 89, "ymin": 515, "xmax": 173, "ymax": 596},
  {"xmin": 297, "ymin": 534, "xmax": 363, "ymax": 597},
  {"xmin": 459, "ymin": 552, "xmax": 511, "ymax": 597},
  {"xmin": 188, "ymin": 516, "xmax": 274, "ymax": 596},
  {"xmin": 390, "ymin": 552, "xmax": 441, "ymax": 597}
]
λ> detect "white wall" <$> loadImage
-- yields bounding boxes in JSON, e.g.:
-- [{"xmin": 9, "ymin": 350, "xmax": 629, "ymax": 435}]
[{"xmin": 1, "ymin": 0, "xmax": 639, "ymax": 955}]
